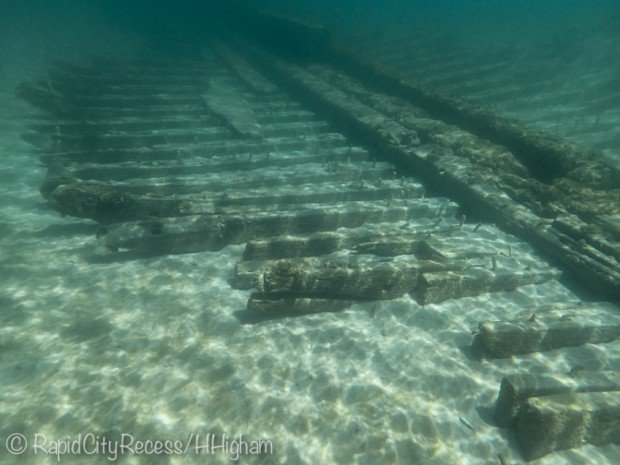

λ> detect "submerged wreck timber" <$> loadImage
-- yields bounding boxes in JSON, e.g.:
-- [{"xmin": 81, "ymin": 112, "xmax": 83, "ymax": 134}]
[{"xmin": 18, "ymin": 10, "xmax": 619, "ymax": 462}]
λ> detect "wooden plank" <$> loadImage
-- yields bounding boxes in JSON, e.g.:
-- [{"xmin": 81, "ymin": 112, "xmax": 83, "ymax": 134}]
[
  {"xmin": 241, "ymin": 224, "xmax": 443, "ymax": 261},
  {"xmin": 30, "ymin": 117, "xmax": 218, "ymax": 134},
  {"xmin": 414, "ymin": 267, "xmax": 560, "ymax": 305},
  {"xmin": 257, "ymin": 256, "xmax": 422, "ymax": 300},
  {"xmin": 43, "ymin": 163, "xmax": 396, "ymax": 197},
  {"xmin": 53, "ymin": 127, "xmax": 234, "ymax": 151},
  {"xmin": 49, "ymin": 179, "xmax": 425, "ymax": 222},
  {"xmin": 234, "ymin": 253, "xmax": 421, "ymax": 291},
  {"xmin": 62, "ymin": 146, "xmax": 370, "ymax": 181},
  {"xmin": 96, "ymin": 197, "xmax": 458, "ymax": 253},
  {"xmin": 474, "ymin": 308, "xmax": 620, "ymax": 358},
  {"xmin": 247, "ymin": 294, "xmax": 356, "ymax": 314},
  {"xmin": 248, "ymin": 255, "xmax": 465, "ymax": 300},
  {"xmin": 40, "ymin": 133, "xmax": 351, "ymax": 165},
  {"xmin": 235, "ymin": 251, "xmax": 557, "ymax": 306}
]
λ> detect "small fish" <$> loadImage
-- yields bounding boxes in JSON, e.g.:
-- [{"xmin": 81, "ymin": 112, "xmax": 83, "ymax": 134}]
[
  {"xmin": 459, "ymin": 416, "xmax": 475, "ymax": 432},
  {"xmin": 497, "ymin": 452, "xmax": 508, "ymax": 465},
  {"xmin": 369, "ymin": 304, "xmax": 378, "ymax": 319},
  {"xmin": 473, "ymin": 222, "xmax": 482, "ymax": 232}
]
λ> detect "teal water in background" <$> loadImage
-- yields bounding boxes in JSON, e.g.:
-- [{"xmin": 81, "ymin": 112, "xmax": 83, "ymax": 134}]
[
  {"xmin": 252, "ymin": 0, "xmax": 620, "ymax": 162},
  {"xmin": 2, "ymin": 0, "xmax": 619, "ymax": 161}
]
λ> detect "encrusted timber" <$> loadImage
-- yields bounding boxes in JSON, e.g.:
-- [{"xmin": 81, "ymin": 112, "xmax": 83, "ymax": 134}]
[
  {"xmin": 48, "ymin": 179, "xmax": 424, "ymax": 223},
  {"xmin": 97, "ymin": 199, "xmax": 457, "ymax": 254},
  {"xmin": 241, "ymin": 226, "xmax": 445, "ymax": 261},
  {"xmin": 233, "ymin": 255, "xmax": 557, "ymax": 309},
  {"xmin": 473, "ymin": 308, "xmax": 620, "ymax": 358},
  {"xmin": 43, "ymin": 163, "xmax": 396, "ymax": 199},
  {"xmin": 60, "ymin": 147, "xmax": 370, "ymax": 182},
  {"xmin": 247, "ymin": 294, "xmax": 356, "ymax": 314},
  {"xmin": 39, "ymin": 135, "xmax": 351, "ymax": 165},
  {"xmin": 414, "ymin": 268, "xmax": 559, "ymax": 305},
  {"xmin": 233, "ymin": 44, "xmax": 620, "ymax": 301},
  {"xmin": 494, "ymin": 371, "xmax": 620, "ymax": 428},
  {"xmin": 516, "ymin": 391, "xmax": 620, "ymax": 460},
  {"xmin": 255, "ymin": 256, "xmax": 433, "ymax": 300}
]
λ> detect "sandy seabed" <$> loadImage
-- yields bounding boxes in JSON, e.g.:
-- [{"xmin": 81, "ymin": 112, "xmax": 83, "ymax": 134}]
[{"xmin": 1, "ymin": 60, "xmax": 619, "ymax": 465}]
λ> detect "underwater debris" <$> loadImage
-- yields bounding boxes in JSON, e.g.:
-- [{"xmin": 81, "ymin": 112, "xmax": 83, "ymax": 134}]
[
  {"xmin": 50, "ymin": 183, "xmax": 140, "ymax": 223},
  {"xmin": 475, "ymin": 309, "xmax": 620, "ymax": 359},
  {"xmin": 516, "ymin": 391, "xmax": 620, "ymax": 460}
]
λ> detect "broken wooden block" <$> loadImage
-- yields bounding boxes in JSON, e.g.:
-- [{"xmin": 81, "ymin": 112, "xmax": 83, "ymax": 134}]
[
  {"xmin": 413, "ymin": 268, "xmax": 560, "ymax": 305},
  {"xmin": 49, "ymin": 183, "xmax": 188, "ymax": 223},
  {"xmin": 49, "ymin": 184, "xmax": 141, "ymax": 223},
  {"xmin": 515, "ymin": 391, "xmax": 620, "ymax": 460},
  {"xmin": 239, "ymin": 254, "xmax": 465, "ymax": 299},
  {"xmin": 475, "ymin": 311, "xmax": 620, "ymax": 358},
  {"xmin": 257, "ymin": 257, "xmax": 421, "ymax": 300},
  {"xmin": 494, "ymin": 371, "xmax": 619, "ymax": 427}
]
